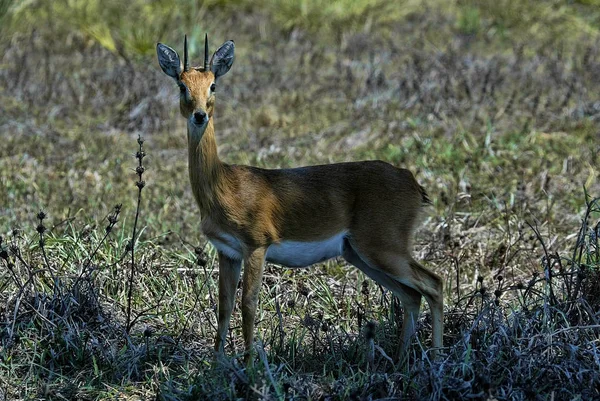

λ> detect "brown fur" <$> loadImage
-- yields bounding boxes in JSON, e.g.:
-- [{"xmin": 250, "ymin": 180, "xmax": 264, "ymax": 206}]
[{"xmin": 174, "ymin": 66, "xmax": 443, "ymax": 364}]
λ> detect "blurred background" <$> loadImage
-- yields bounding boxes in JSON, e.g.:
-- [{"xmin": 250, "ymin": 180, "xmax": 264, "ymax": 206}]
[
  {"xmin": 0, "ymin": 0, "xmax": 600, "ymax": 226},
  {"xmin": 1, "ymin": 1, "xmax": 600, "ymax": 399},
  {"xmin": 1, "ymin": 0, "xmax": 599, "ymax": 236}
]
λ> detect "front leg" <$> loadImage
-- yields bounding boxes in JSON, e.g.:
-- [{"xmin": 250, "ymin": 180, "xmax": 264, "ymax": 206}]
[
  {"xmin": 215, "ymin": 252, "xmax": 242, "ymax": 356},
  {"xmin": 241, "ymin": 247, "xmax": 266, "ymax": 364}
]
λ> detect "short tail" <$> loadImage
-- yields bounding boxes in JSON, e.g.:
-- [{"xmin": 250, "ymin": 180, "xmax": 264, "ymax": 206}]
[{"xmin": 419, "ymin": 185, "xmax": 431, "ymax": 206}]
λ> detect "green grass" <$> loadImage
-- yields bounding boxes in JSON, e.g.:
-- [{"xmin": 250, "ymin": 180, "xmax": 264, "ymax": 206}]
[{"xmin": 1, "ymin": 0, "xmax": 600, "ymax": 399}]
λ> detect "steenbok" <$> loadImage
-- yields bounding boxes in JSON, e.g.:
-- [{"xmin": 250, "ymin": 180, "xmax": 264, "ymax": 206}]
[{"xmin": 157, "ymin": 35, "xmax": 443, "ymax": 364}]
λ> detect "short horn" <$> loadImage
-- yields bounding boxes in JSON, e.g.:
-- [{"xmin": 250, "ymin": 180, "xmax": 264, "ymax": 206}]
[
  {"xmin": 184, "ymin": 34, "xmax": 189, "ymax": 72},
  {"xmin": 204, "ymin": 33, "xmax": 209, "ymax": 71}
]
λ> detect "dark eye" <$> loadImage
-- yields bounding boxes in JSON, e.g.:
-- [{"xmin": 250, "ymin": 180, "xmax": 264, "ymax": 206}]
[
  {"xmin": 178, "ymin": 84, "xmax": 192, "ymax": 104},
  {"xmin": 210, "ymin": 83, "xmax": 216, "ymax": 92},
  {"xmin": 178, "ymin": 83, "xmax": 187, "ymax": 96}
]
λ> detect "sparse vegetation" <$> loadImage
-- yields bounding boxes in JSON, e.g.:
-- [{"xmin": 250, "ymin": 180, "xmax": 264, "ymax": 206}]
[{"xmin": 1, "ymin": 0, "xmax": 599, "ymax": 400}]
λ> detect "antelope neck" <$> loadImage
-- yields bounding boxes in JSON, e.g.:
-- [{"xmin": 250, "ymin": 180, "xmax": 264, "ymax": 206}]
[{"xmin": 187, "ymin": 118, "xmax": 224, "ymax": 213}]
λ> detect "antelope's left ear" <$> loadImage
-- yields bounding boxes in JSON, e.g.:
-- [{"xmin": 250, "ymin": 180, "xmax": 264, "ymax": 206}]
[
  {"xmin": 210, "ymin": 40, "xmax": 235, "ymax": 80},
  {"xmin": 157, "ymin": 43, "xmax": 182, "ymax": 80}
]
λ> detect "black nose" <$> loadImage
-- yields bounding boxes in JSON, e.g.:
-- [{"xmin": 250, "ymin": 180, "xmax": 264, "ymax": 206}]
[{"xmin": 193, "ymin": 110, "xmax": 207, "ymax": 124}]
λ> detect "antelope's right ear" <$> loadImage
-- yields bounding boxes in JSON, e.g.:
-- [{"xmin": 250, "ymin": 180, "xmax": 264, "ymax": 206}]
[
  {"xmin": 210, "ymin": 40, "xmax": 235, "ymax": 80},
  {"xmin": 157, "ymin": 43, "xmax": 182, "ymax": 80}
]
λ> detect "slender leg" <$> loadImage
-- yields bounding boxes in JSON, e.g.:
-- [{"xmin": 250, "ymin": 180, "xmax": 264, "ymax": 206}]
[
  {"xmin": 343, "ymin": 239, "xmax": 443, "ymax": 360},
  {"xmin": 408, "ymin": 258, "xmax": 444, "ymax": 356},
  {"xmin": 396, "ymin": 290, "xmax": 422, "ymax": 367},
  {"xmin": 377, "ymin": 254, "xmax": 443, "ymax": 358},
  {"xmin": 342, "ymin": 241, "xmax": 422, "ymax": 363},
  {"xmin": 215, "ymin": 252, "xmax": 242, "ymax": 356},
  {"xmin": 399, "ymin": 288, "xmax": 421, "ymax": 353},
  {"xmin": 241, "ymin": 247, "xmax": 266, "ymax": 364}
]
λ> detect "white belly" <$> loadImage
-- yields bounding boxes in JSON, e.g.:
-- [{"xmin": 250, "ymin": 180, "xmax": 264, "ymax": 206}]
[{"xmin": 209, "ymin": 232, "xmax": 346, "ymax": 268}]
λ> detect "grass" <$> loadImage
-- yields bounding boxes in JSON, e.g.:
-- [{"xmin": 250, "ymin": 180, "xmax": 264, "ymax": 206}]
[{"xmin": 1, "ymin": 0, "xmax": 600, "ymax": 399}]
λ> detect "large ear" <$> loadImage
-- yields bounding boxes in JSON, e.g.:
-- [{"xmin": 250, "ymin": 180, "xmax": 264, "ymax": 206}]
[
  {"xmin": 156, "ymin": 43, "xmax": 182, "ymax": 80},
  {"xmin": 210, "ymin": 40, "xmax": 235, "ymax": 80}
]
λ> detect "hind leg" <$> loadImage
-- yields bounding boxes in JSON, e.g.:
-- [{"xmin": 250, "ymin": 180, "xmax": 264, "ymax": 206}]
[
  {"xmin": 343, "ymin": 238, "xmax": 443, "ymax": 357},
  {"xmin": 372, "ymin": 251, "xmax": 443, "ymax": 357},
  {"xmin": 407, "ymin": 258, "xmax": 443, "ymax": 355},
  {"xmin": 343, "ymin": 240, "xmax": 423, "ymax": 361}
]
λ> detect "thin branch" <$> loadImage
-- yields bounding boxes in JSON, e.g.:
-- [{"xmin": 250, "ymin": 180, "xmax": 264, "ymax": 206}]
[{"xmin": 126, "ymin": 135, "xmax": 146, "ymax": 333}]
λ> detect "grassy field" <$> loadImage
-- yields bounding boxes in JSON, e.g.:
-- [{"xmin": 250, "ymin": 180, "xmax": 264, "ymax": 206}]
[{"xmin": 1, "ymin": 0, "xmax": 600, "ymax": 399}]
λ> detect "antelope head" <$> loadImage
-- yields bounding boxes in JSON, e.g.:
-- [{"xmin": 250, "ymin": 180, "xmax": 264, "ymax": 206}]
[{"xmin": 157, "ymin": 34, "xmax": 235, "ymax": 139}]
